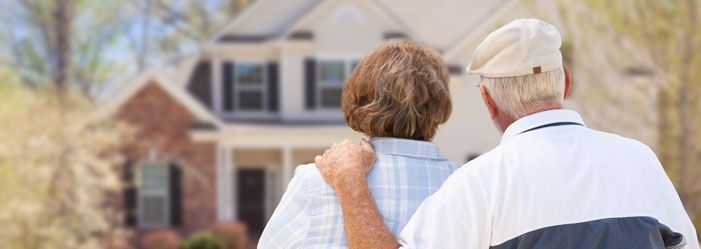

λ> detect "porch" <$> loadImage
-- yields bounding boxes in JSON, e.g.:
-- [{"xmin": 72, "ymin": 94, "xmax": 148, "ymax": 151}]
[{"xmin": 191, "ymin": 123, "xmax": 363, "ymax": 237}]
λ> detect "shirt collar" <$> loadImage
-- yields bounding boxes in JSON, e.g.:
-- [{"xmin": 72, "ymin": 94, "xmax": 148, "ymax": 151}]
[
  {"xmin": 500, "ymin": 109, "xmax": 586, "ymax": 144},
  {"xmin": 369, "ymin": 137, "xmax": 447, "ymax": 160}
]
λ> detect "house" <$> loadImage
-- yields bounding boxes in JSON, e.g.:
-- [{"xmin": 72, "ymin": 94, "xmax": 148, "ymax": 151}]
[{"xmin": 99, "ymin": 0, "xmax": 558, "ymax": 245}]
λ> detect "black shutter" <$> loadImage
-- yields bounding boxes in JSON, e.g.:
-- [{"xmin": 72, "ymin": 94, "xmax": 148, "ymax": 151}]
[
  {"xmin": 123, "ymin": 159, "xmax": 138, "ymax": 226},
  {"xmin": 223, "ymin": 61, "xmax": 235, "ymax": 112},
  {"xmin": 304, "ymin": 58, "xmax": 317, "ymax": 110},
  {"xmin": 267, "ymin": 62, "xmax": 279, "ymax": 112},
  {"xmin": 169, "ymin": 163, "xmax": 182, "ymax": 226}
]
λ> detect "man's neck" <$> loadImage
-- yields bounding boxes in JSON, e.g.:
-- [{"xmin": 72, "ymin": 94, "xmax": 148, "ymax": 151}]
[{"xmin": 498, "ymin": 105, "xmax": 563, "ymax": 132}]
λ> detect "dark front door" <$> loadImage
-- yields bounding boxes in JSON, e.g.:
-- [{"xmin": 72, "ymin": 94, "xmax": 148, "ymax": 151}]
[{"xmin": 237, "ymin": 168, "xmax": 266, "ymax": 237}]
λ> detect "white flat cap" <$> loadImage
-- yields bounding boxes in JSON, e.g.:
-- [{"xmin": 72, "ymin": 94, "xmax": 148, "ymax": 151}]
[{"xmin": 467, "ymin": 19, "xmax": 562, "ymax": 77}]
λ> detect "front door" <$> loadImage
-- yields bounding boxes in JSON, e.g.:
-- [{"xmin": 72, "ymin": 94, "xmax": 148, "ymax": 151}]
[{"xmin": 237, "ymin": 168, "xmax": 266, "ymax": 237}]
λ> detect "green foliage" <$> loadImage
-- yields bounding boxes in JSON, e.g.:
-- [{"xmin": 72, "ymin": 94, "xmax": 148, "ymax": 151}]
[
  {"xmin": 211, "ymin": 221, "xmax": 247, "ymax": 249},
  {"xmin": 0, "ymin": 0, "xmax": 253, "ymax": 97},
  {"xmin": 0, "ymin": 82, "xmax": 132, "ymax": 248},
  {"xmin": 1, "ymin": 0, "xmax": 129, "ymax": 94},
  {"xmin": 555, "ymin": 0, "xmax": 701, "ymax": 236},
  {"xmin": 180, "ymin": 232, "xmax": 226, "ymax": 249},
  {"xmin": 143, "ymin": 229, "xmax": 182, "ymax": 249}
]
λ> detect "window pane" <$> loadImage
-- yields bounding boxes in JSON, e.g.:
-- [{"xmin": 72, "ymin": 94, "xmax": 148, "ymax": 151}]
[
  {"xmin": 141, "ymin": 196, "xmax": 166, "ymax": 225},
  {"xmin": 141, "ymin": 164, "xmax": 168, "ymax": 192},
  {"xmin": 236, "ymin": 63, "xmax": 264, "ymax": 85},
  {"xmin": 319, "ymin": 61, "xmax": 345, "ymax": 86},
  {"xmin": 350, "ymin": 61, "xmax": 359, "ymax": 72},
  {"xmin": 321, "ymin": 87, "xmax": 342, "ymax": 108},
  {"xmin": 238, "ymin": 90, "xmax": 263, "ymax": 110}
]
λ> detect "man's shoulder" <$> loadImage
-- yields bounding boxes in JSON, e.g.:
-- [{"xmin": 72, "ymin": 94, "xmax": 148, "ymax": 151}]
[{"xmin": 584, "ymin": 128, "xmax": 656, "ymax": 155}]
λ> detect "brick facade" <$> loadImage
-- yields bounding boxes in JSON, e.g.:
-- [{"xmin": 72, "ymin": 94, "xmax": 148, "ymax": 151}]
[{"xmin": 116, "ymin": 81, "xmax": 217, "ymax": 238}]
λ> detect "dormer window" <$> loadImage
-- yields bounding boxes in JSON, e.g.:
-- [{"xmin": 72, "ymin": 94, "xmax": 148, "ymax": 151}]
[
  {"xmin": 236, "ymin": 63, "xmax": 266, "ymax": 111},
  {"xmin": 317, "ymin": 59, "xmax": 359, "ymax": 109},
  {"xmin": 221, "ymin": 60, "xmax": 279, "ymax": 117}
]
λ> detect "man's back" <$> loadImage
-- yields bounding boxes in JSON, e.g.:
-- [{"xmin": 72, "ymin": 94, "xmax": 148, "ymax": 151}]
[
  {"xmin": 259, "ymin": 137, "xmax": 458, "ymax": 248},
  {"xmin": 399, "ymin": 109, "xmax": 699, "ymax": 248}
]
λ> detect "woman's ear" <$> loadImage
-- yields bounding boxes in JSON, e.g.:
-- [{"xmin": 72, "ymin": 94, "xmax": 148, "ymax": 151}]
[
  {"xmin": 563, "ymin": 64, "xmax": 573, "ymax": 99},
  {"xmin": 480, "ymin": 84, "xmax": 498, "ymax": 119}
]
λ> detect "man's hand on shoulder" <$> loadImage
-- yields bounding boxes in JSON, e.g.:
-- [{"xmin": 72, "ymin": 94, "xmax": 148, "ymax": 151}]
[
  {"xmin": 314, "ymin": 138, "xmax": 376, "ymax": 189},
  {"xmin": 315, "ymin": 139, "xmax": 398, "ymax": 249}
]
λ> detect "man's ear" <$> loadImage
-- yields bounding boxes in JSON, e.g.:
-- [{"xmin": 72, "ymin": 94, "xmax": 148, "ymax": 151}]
[
  {"xmin": 563, "ymin": 64, "xmax": 572, "ymax": 99},
  {"xmin": 480, "ymin": 84, "xmax": 498, "ymax": 119}
]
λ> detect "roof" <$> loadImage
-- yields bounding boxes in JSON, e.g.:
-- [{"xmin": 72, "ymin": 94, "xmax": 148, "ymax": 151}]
[
  {"xmin": 374, "ymin": 0, "xmax": 510, "ymax": 49},
  {"xmin": 95, "ymin": 69, "xmax": 224, "ymax": 129},
  {"xmin": 210, "ymin": 0, "xmax": 323, "ymax": 42},
  {"xmin": 212, "ymin": 0, "xmax": 512, "ymax": 50}
]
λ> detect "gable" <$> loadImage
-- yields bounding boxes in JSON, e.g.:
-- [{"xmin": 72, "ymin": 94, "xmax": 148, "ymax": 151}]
[
  {"xmin": 117, "ymin": 81, "xmax": 197, "ymax": 129},
  {"xmin": 96, "ymin": 70, "xmax": 223, "ymax": 129},
  {"xmin": 373, "ymin": 0, "xmax": 510, "ymax": 50},
  {"xmin": 212, "ymin": 0, "xmax": 322, "ymax": 41},
  {"xmin": 284, "ymin": 0, "xmax": 411, "ymax": 53},
  {"xmin": 211, "ymin": 0, "xmax": 530, "ymax": 52}
]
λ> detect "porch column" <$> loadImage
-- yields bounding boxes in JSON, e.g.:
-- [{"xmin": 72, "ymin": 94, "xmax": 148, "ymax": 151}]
[
  {"xmin": 282, "ymin": 145, "xmax": 293, "ymax": 190},
  {"xmin": 227, "ymin": 145, "xmax": 237, "ymax": 219},
  {"xmin": 216, "ymin": 143, "xmax": 235, "ymax": 220}
]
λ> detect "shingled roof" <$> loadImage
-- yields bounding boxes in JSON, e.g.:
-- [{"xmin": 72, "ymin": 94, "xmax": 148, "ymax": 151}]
[{"xmin": 212, "ymin": 0, "xmax": 511, "ymax": 50}]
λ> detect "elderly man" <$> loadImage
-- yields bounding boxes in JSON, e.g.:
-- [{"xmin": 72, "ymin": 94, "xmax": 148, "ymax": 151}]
[{"xmin": 314, "ymin": 19, "xmax": 699, "ymax": 249}]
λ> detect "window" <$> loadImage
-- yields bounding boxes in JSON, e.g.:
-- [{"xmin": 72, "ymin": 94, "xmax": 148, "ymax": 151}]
[
  {"xmin": 138, "ymin": 163, "xmax": 170, "ymax": 227},
  {"xmin": 235, "ymin": 63, "xmax": 266, "ymax": 111},
  {"xmin": 318, "ymin": 59, "xmax": 358, "ymax": 108}
]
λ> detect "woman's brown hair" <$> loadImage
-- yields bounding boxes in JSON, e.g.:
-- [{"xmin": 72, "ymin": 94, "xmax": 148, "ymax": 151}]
[{"xmin": 342, "ymin": 40, "xmax": 452, "ymax": 141}]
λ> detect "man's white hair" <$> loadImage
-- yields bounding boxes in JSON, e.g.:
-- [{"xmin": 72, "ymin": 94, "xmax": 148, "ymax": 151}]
[{"xmin": 481, "ymin": 68, "xmax": 565, "ymax": 119}]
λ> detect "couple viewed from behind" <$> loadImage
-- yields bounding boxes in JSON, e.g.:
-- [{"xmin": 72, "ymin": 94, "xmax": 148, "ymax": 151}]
[{"xmin": 259, "ymin": 19, "xmax": 699, "ymax": 249}]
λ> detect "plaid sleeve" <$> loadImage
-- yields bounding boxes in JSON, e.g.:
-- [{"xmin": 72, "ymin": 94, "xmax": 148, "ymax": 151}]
[{"xmin": 258, "ymin": 165, "xmax": 314, "ymax": 249}]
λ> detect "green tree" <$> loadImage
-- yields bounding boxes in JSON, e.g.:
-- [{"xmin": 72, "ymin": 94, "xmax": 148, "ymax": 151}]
[
  {"xmin": 1, "ymin": 0, "xmax": 128, "ymax": 96},
  {"xmin": 0, "ymin": 74, "xmax": 132, "ymax": 248},
  {"xmin": 556, "ymin": 0, "xmax": 701, "ymax": 228},
  {"xmin": 126, "ymin": 0, "xmax": 252, "ymax": 71}
]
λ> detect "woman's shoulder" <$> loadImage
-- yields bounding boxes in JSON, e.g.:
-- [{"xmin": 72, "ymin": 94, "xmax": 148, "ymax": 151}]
[{"xmin": 293, "ymin": 164, "xmax": 334, "ymax": 190}]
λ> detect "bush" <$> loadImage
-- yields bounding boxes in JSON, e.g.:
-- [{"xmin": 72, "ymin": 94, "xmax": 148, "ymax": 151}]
[
  {"xmin": 143, "ymin": 229, "xmax": 181, "ymax": 249},
  {"xmin": 180, "ymin": 232, "xmax": 225, "ymax": 249},
  {"xmin": 211, "ymin": 221, "xmax": 247, "ymax": 249}
]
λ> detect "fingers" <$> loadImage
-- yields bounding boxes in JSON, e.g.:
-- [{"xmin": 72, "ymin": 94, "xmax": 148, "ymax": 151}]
[{"xmin": 314, "ymin": 155, "xmax": 324, "ymax": 166}]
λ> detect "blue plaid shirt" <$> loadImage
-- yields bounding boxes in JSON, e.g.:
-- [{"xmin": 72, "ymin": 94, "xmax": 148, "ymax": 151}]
[{"xmin": 258, "ymin": 137, "xmax": 459, "ymax": 248}]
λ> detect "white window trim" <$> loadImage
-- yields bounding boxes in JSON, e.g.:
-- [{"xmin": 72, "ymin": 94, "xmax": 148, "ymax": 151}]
[
  {"xmin": 316, "ymin": 55, "xmax": 361, "ymax": 110},
  {"xmin": 137, "ymin": 161, "xmax": 171, "ymax": 228},
  {"xmin": 221, "ymin": 59, "xmax": 277, "ymax": 119}
]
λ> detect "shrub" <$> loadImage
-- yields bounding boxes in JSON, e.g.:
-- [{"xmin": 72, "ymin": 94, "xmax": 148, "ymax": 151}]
[
  {"xmin": 143, "ymin": 229, "xmax": 181, "ymax": 249},
  {"xmin": 180, "ymin": 232, "xmax": 225, "ymax": 249},
  {"xmin": 211, "ymin": 221, "xmax": 247, "ymax": 249}
]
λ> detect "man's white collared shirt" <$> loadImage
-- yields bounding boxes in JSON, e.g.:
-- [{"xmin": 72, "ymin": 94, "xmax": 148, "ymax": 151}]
[{"xmin": 399, "ymin": 109, "xmax": 699, "ymax": 249}]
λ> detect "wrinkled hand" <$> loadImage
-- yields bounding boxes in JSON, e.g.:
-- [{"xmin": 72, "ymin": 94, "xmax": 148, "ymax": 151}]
[{"xmin": 315, "ymin": 138, "xmax": 376, "ymax": 188}]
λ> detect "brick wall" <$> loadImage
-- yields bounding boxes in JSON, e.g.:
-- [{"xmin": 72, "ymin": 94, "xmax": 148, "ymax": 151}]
[{"xmin": 116, "ymin": 81, "xmax": 217, "ymax": 239}]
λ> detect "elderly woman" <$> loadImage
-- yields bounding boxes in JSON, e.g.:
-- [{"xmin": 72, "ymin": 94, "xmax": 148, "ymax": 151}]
[{"xmin": 258, "ymin": 40, "xmax": 457, "ymax": 248}]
